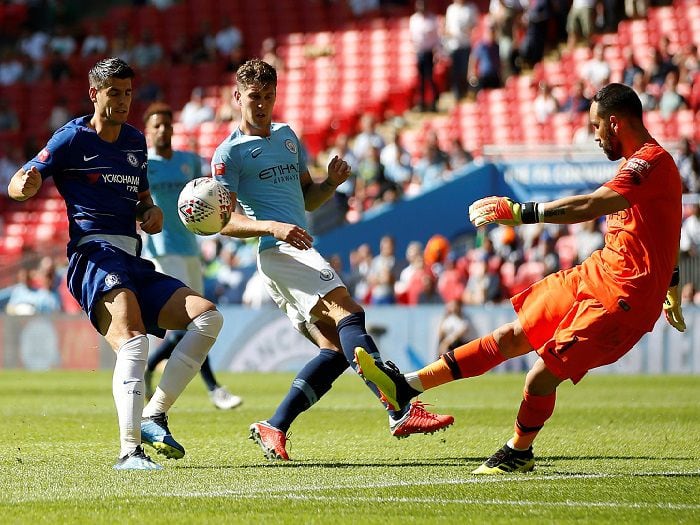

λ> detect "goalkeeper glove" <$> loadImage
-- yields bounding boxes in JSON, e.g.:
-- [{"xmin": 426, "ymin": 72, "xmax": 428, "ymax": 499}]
[
  {"xmin": 663, "ymin": 285, "xmax": 686, "ymax": 332},
  {"xmin": 469, "ymin": 196, "xmax": 547, "ymax": 227}
]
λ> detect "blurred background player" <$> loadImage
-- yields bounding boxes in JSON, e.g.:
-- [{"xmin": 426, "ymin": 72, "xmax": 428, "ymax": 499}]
[
  {"xmin": 141, "ymin": 102, "xmax": 242, "ymax": 411},
  {"xmin": 356, "ymin": 83, "xmax": 685, "ymax": 474},
  {"xmin": 7, "ymin": 58, "xmax": 224, "ymax": 470},
  {"xmin": 211, "ymin": 58, "xmax": 453, "ymax": 461}
]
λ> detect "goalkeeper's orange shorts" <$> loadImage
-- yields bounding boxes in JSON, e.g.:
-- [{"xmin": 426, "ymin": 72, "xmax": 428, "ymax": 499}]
[{"xmin": 511, "ymin": 267, "xmax": 647, "ymax": 384}]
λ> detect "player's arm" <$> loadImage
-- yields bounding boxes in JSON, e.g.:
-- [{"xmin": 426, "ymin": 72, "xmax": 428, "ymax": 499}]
[
  {"xmin": 663, "ymin": 255, "xmax": 686, "ymax": 332},
  {"xmin": 469, "ymin": 186, "xmax": 629, "ymax": 227},
  {"xmin": 8, "ymin": 166, "xmax": 42, "ymax": 201},
  {"xmin": 136, "ymin": 190, "xmax": 163, "ymax": 234},
  {"xmin": 220, "ymin": 192, "xmax": 313, "ymax": 250},
  {"xmin": 301, "ymin": 155, "xmax": 351, "ymax": 211}
]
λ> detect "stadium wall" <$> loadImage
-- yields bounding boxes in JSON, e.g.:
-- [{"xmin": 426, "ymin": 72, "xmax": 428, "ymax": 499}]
[{"xmin": 1, "ymin": 305, "xmax": 698, "ymax": 374}]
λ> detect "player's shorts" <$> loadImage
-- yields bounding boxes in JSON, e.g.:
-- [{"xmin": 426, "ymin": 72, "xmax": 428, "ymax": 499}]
[
  {"xmin": 149, "ymin": 254, "xmax": 203, "ymax": 294},
  {"xmin": 67, "ymin": 240, "xmax": 187, "ymax": 338},
  {"xmin": 511, "ymin": 266, "xmax": 647, "ymax": 384},
  {"xmin": 257, "ymin": 243, "xmax": 345, "ymax": 331}
]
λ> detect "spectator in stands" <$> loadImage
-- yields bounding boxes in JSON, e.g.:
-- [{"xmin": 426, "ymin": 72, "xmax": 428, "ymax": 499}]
[
  {"xmin": 242, "ymin": 270, "xmax": 276, "ymax": 309},
  {"xmin": 19, "ymin": 51, "xmax": 42, "ymax": 84},
  {"xmin": 658, "ymin": 70, "xmax": 687, "ymax": 120},
  {"xmin": 447, "ymin": 136, "xmax": 473, "ymax": 170},
  {"xmin": 566, "ymin": 0, "xmax": 596, "ymax": 52},
  {"xmin": 624, "ymin": 0, "xmax": 647, "ymax": 19},
  {"xmin": 19, "ymin": 27, "xmax": 49, "ymax": 63},
  {"xmin": 463, "ymin": 258, "xmax": 499, "ymax": 304},
  {"xmin": 349, "ymin": 243, "xmax": 374, "ymax": 303},
  {"xmin": 214, "ymin": 16, "xmax": 243, "ymax": 60},
  {"xmin": 46, "ymin": 49, "xmax": 72, "ymax": 82},
  {"xmin": 533, "ymin": 80, "xmax": 559, "ymax": 124},
  {"xmin": 0, "ymin": 48, "xmax": 24, "ymax": 86},
  {"xmin": 680, "ymin": 282, "xmax": 700, "ymax": 306},
  {"xmin": 6, "ymin": 265, "xmax": 62, "ymax": 315},
  {"xmin": 48, "ymin": 24, "xmax": 77, "ymax": 58},
  {"xmin": 680, "ymin": 203, "xmax": 700, "ymax": 258},
  {"xmin": 409, "ymin": 0, "xmax": 441, "ymax": 112},
  {"xmin": 437, "ymin": 253, "xmax": 467, "ymax": 302},
  {"xmin": 437, "ymin": 298, "xmax": 473, "ymax": 355},
  {"xmin": 260, "ymin": 37, "xmax": 284, "ymax": 72},
  {"xmin": 0, "ymin": 145, "xmax": 21, "ymax": 195},
  {"xmin": 352, "ymin": 113, "xmax": 385, "ymax": 161},
  {"xmin": 574, "ymin": 219, "xmax": 604, "ymax": 264},
  {"xmin": 180, "ymin": 87, "xmax": 215, "ymax": 130},
  {"xmin": 517, "ymin": 0, "xmax": 553, "ymax": 70},
  {"xmin": 0, "ymin": 99, "xmax": 20, "ymax": 132},
  {"xmin": 215, "ymin": 85, "xmax": 239, "ymax": 124},
  {"xmin": 488, "ymin": 0, "xmax": 524, "ymax": 79},
  {"xmin": 621, "ymin": 47, "xmax": 644, "ymax": 87},
  {"xmin": 674, "ymin": 137, "xmax": 700, "ymax": 194},
  {"xmin": 535, "ymin": 232, "xmax": 560, "ymax": 276},
  {"xmin": 132, "ymin": 29, "xmax": 164, "ymax": 69},
  {"xmin": 81, "ymin": 20, "xmax": 108, "ymax": 57},
  {"xmin": 580, "ymin": 43, "xmax": 611, "ymax": 92},
  {"xmin": 47, "ymin": 96, "xmax": 71, "ymax": 132},
  {"xmin": 414, "ymin": 130, "xmax": 450, "ymax": 189},
  {"xmin": 646, "ymin": 44, "xmax": 677, "ymax": 88},
  {"xmin": 380, "ymin": 128, "xmax": 413, "ymax": 189},
  {"xmin": 394, "ymin": 240, "xmax": 425, "ymax": 303},
  {"xmin": 631, "ymin": 70, "xmax": 657, "ymax": 111},
  {"xmin": 444, "ymin": 0, "xmax": 479, "ymax": 101},
  {"xmin": 190, "ymin": 20, "xmax": 217, "ymax": 64},
  {"xmin": 468, "ymin": 21, "xmax": 502, "ymax": 92},
  {"xmin": 560, "ymin": 79, "xmax": 591, "ymax": 120},
  {"xmin": 367, "ymin": 236, "xmax": 398, "ymax": 305}
]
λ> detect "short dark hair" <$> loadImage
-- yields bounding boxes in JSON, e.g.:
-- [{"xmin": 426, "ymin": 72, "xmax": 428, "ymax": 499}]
[
  {"xmin": 143, "ymin": 101, "xmax": 173, "ymax": 124},
  {"xmin": 592, "ymin": 83, "xmax": 643, "ymax": 121},
  {"xmin": 236, "ymin": 58, "xmax": 277, "ymax": 90},
  {"xmin": 88, "ymin": 57, "xmax": 135, "ymax": 90}
]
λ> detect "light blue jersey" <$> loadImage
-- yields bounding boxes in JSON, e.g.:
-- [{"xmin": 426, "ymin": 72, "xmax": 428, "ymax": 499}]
[
  {"xmin": 142, "ymin": 149, "xmax": 202, "ymax": 258},
  {"xmin": 211, "ymin": 123, "xmax": 308, "ymax": 252}
]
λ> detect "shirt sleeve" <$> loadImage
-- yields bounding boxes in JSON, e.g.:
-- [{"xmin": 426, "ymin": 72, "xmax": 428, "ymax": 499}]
[
  {"xmin": 211, "ymin": 146, "xmax": 240, "ymax": 193},
  {"xmin": 22, "ymin": 127, "xmax": 73, "ymax": 180},
  {"xmin": 603, "ymin": 150, "xmax": 666, "ymax": 206}
]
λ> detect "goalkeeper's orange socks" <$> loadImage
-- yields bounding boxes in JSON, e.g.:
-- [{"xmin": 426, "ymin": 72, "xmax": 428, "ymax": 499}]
[
  {"xmin": 406, "ymin": 334, "xmax": 506, "ymax": 391},
  {"xmin": 510, "ymin": 390, "xmax": 556, "ymax": 450}
]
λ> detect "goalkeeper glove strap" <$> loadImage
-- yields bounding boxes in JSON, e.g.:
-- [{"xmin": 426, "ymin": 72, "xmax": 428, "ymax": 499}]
[{"xmin": 521, "ymin": 202, "xmax": 541, "ymax": 224}]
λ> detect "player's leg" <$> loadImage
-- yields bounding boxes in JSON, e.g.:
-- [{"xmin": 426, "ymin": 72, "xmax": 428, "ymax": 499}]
[
  {"xmin": 141, "ymin": 287, "xmax": 222, "ymax": 458},
  {"xmin": 144, "ymin": 330, "xmax": 184, "ymax": 399},
  {"xmin": 472, "ymin": 359, "xmax": 561, "ymax": 475},
  {"xmin": 250, "ymin": 322, "xmax": 349, "ymax": 460},
  {"xmin": 202, "ymin": 356, "xmax": 243, "ymax": 410},
  {"xmin": 95, "ymin": 287, "xmax": 162, "ymax": 470}
]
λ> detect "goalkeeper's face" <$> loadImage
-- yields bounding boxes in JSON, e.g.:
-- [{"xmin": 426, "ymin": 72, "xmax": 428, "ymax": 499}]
[{"xmin": 590, "ymin": 103, "xmax": 623, "ymax": 161}]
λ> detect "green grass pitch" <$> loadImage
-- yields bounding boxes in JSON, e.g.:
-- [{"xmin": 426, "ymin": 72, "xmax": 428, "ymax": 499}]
[{"xmin": 0, "ymin": 371, "xmax": 698, "ymax": 524}]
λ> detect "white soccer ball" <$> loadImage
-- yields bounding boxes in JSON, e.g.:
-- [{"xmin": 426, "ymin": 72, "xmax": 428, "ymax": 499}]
[{"xmin": 177, "ymin": 177, "xmax": 232, "ymax": 235}]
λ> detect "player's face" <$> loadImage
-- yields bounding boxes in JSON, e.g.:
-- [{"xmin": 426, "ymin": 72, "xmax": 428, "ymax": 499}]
[
  {"xmin": 145, "ymin": 113, "xmax": 173, "ymax": 150},
  {"xmin": 235, "ymin": 82, "xmax": 276, "ymax": 135},
  {"xmin": 92, "ymin": 77, "xmax": 133, "ymax": 125},
  {"xmin": 589, "ymin": 101, "xmax": 622, "ymax": 161}
]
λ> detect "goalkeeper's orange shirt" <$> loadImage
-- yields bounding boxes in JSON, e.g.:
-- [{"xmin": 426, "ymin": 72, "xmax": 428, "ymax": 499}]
[{"xmin": 579, "ymin": 140, "xmax": 682, "ymax": 332}]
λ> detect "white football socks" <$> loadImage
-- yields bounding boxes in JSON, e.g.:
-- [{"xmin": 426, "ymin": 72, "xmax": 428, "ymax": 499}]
[
  {"xmin": 144, "ymin": 310, "xmax": 223, "ymax": 417},
  {"xmin": 113, "ymin": 335, "xmax": 149, "ymax": 457}
]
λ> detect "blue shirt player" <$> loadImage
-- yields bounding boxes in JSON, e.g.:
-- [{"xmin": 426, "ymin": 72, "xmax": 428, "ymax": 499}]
[
  {"xmin": 211, "ymin": 58, "xmax": 454, "ymax": 462},
  {"xmin": 8, "ymin": 58, "xmax": 224, "ymax": 470},
  {"xmin": 141, "ymin": 101, "xmax": 242, "ymax": 411}
]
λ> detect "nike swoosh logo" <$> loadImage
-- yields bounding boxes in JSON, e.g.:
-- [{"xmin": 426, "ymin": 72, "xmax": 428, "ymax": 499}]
[
  {"xmin": 251, "ymin": 148, "xmax": 262, "ymax": 158},
  {"xmin": 123, "ymin": 379, "xmax": 140, "ymax": 385},
  {"xmin": 84, "ymin": 154, "xmax": 99, "ymax": 161}
]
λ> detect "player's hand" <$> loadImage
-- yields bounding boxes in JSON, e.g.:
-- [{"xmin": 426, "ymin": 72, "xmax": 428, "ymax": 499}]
[
  {"xmin": 16, "ymin": 166, "xmax": 43, "ymax": 200},
  {"xmin": 140, "ymin": 205, "xmax": 163, "ymax": 234},
  {"xmin": 468, "ymin": 196, "xmax": 522, "ymax": 227},
  {"xmin": 663, "ymin": 285, "xmax": 686, "ymax": 332},
  {"xmin": 325, "ymin": 155, "xmax": 352, "ymax": 188},
  {"xmin": 271, "ymin": 222, "xmax": 313, "ymax": 250}
]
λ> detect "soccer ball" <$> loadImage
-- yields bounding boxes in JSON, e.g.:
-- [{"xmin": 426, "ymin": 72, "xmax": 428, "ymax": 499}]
[{"xmin": 177, "ymin": 177, "xmax": 232, "ymax": 235}]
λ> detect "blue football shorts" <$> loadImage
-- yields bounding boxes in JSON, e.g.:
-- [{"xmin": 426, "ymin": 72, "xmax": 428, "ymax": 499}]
[{"xmin": 67, "ymin": 240, "xmax": 186, "ymax": 337}]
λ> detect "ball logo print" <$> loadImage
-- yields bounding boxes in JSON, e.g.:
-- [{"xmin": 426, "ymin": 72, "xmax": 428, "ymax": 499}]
[{"xmin": 177, "ymin": 177, "xmax": 232, "ymax": 235}]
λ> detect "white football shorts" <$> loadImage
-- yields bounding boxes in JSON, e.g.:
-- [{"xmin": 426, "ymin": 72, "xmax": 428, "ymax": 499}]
[
  {"xmin": 150, "ymin": 254, "xmax": 204, "ymax": 294},
  {"xmin": 257, "ymin": 243, "xmax": 346, "ymax": 330}
]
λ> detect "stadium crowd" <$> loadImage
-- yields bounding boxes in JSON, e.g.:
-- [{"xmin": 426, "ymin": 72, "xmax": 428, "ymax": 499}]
[{"xmin": 1, "ymin": 0, "xmax": 699, "ymax": 313}]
